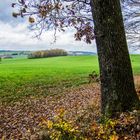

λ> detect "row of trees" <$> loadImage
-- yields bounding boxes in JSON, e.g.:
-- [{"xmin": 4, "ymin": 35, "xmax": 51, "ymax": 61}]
[
  {"xmin": 28, "ymin": 49, "xmax": 68, "ymax": 59},
  {"xmin": 12, "ymin": 0, "xmax": 140, "ymax": 116}
]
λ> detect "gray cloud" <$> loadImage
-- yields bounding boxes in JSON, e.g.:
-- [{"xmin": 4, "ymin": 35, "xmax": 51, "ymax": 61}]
[
  {"xmin": 0, "ymin": 0, "xmax": 25, "ymax": 24},
  {"xmin": 0, "ymin": 0, "xmax": 15, "ymax": 22}
]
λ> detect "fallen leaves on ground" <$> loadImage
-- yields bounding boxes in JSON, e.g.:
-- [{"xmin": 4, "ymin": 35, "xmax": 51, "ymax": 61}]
[
  {"xmin": 1, "ymin": 76, "xmax": 140, "ymax": 140},
  {"xmin": 0, "ymin": 83, "xmax": 100, "ymax": 139}
]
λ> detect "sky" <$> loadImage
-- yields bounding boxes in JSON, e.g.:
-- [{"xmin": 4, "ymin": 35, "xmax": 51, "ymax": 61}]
[
  {"xmin": 0, "ymin": 0, "xmax": 139, "ymax": 53},
  {"xmin": 0, "ymin": 0, "xmax": 97, "ymax": 52}
]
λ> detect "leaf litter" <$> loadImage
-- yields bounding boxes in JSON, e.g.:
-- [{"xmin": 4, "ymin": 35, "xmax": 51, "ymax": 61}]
[{"xmin": 0, "ymin": 83, "xmax": 100, "ymax": 139}]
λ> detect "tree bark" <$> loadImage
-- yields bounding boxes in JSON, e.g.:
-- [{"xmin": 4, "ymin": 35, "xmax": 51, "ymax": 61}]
[{"xmin": 90, "ymin": 0, "xmax": 140, "ymax": 116}]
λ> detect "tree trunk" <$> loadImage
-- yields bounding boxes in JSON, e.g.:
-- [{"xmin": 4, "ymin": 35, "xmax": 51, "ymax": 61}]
[{"xmin": 90, "ymin": 0, "xmax": 140, "ymax": 116}]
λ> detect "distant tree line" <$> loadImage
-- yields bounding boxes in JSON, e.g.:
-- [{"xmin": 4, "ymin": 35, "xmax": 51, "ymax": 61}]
[{"xmin": 28, "ymin": 49, "xmax": 68, "ymax": 59}]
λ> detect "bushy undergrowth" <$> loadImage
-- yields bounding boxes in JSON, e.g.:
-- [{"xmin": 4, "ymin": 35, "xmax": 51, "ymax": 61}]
[
  {"xmin": 39, "ymin": 109, "xmax": 140, "ymax": 140},
  {"xmin": 28, "ymin": 49, "xmax": 68, "ymax": 59}
]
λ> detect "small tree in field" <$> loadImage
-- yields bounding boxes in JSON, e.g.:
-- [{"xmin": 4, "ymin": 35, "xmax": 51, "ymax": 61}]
[{"xmin": 12, "ymin": 0, "xmax": 140, "ymax": 116}]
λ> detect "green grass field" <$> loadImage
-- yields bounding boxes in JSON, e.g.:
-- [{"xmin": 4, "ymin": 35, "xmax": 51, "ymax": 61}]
[{"xmin": 0, "ymin": 55, "xmax": 140, "ymax": 103}]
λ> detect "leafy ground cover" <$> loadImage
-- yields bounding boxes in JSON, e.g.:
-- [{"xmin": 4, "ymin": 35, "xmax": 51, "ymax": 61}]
[
  {"xmin": 0, "ymin": 83, "xmax": 100, "ymax": 139},
  {"xmin": 0, "ymin": 79, "xmax": 140, "ymax": 139}
]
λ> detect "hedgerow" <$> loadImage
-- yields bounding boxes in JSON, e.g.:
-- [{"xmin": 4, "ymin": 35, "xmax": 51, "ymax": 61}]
[{"xmin": 28, "ymin": 49, "xmax": 68, "ymax": 59}]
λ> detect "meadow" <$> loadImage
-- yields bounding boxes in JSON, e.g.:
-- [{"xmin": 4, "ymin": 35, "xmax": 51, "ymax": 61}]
[{"xmin": 0, "ymin": 55, "xmax": 140, "ymax": 103}]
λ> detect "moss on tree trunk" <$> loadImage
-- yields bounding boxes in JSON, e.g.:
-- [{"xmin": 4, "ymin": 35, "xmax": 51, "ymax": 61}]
[{"xmin": 91, "ymin": 0, "xmax": 140, "ymax": 116}]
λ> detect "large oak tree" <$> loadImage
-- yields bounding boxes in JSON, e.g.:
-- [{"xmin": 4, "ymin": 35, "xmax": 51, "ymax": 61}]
[
  {"xmin": 13, "ymin": 0, "xmax": 140, "ymax": 116},
  {"xmin": 91, "ymin": 0, "xmax": 139, "ymax": 115}
]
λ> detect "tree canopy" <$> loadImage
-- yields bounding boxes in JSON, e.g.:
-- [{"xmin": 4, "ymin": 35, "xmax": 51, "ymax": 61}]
[
  {"xmin": 12, "ymin": 0, "xmax": 94, "ymax": 43},
  {"xmin": 12, "ymin": 0, "xmax": 140, "ymax": 46}
]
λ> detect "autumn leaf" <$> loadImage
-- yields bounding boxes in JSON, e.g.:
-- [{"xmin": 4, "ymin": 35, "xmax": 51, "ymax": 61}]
[
  {"xmin": 12, "ymin": 12, "xmax": 20, "ymax": 18},
  {"xmin": 1, "ymin": 136, "xmax": 5, "ymax": 140},
  {"xmin": 110, "ymin": 135, "xmax": 119, "ymax": 140},
  {"xmin": 29, "ymin": 17, "xmax": 35, "ymax": 23}
]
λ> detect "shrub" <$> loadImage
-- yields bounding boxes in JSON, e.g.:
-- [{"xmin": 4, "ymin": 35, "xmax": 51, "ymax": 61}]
[
  {"xmin": 28, "ymin": 49, "xmax": 68, "ymax": 59},
  {"xmin": 39, "ymin": 109, "xmax": 83, "ymax": 140},
  {"xmin": 12, "ymin": 53, "xmax": 18, "ymax": 55},
  {"xmin": 88, "ymin": 71, "xmax": 100, "ymax": 83},
  {"xmin": 39, "ymin": 109, "xmax": 140, "ymax": 140}
]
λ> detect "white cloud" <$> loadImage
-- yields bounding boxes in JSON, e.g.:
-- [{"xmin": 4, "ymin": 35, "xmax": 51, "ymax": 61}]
[
  {"xmin": 0, "ymin": 21, "xmax": 97, "ymax": 52},
  {"xmin": 0, "ymin": 0, "xmax": 139, "ymax": 53},
  {"xmin": 0, "ymin": 0, "xmax": 97, "ymax": 52}
]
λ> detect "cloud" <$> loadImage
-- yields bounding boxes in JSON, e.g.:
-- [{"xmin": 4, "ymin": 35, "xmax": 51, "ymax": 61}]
[
  {"xmin": 0, "ymin": 0, "xmax": 97, "ymax": 52},
  {"xmin": 0, "ymin": 0, "xmax": 12, "ymax": 22},
  {"xmin": 0, "ymin": 0, "xmax": 139, "ymax": 53},
  {"xmin": 0, "ymin": 21, "xmax": 97, "ymax": 51},
  {"xmin": 0, "ymin": 0, "xmax": 21, "ymax": 23}
]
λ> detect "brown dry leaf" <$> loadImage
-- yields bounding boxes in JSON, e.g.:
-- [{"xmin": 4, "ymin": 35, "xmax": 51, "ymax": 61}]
[{"xmin": 29, "ymin": 17, "xmax": 35, "ymax": 23}]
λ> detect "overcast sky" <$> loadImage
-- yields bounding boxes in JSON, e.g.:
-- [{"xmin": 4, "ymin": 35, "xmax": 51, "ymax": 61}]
[
  {"xmin": 0, "ymin": 0, "xmax": 97, "ymax": 52},
  {"xmin": 0, "ymin": 0, "xmax": 139, "ymax": 53}
]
